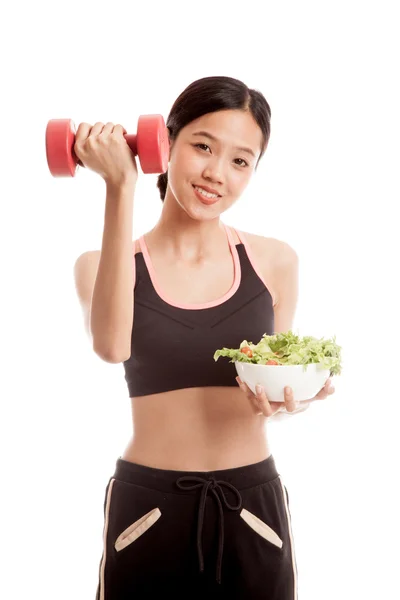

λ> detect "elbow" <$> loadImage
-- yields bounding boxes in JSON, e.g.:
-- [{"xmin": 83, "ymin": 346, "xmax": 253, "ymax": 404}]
[{"xmin": 93, "ymin": 343, "xmax": 131, "ymax": 364}]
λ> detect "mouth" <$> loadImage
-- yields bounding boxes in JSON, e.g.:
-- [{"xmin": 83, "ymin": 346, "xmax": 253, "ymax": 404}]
[{"xmin": 192, "ymin": 184, "xmax": 221, "ymax": 205}]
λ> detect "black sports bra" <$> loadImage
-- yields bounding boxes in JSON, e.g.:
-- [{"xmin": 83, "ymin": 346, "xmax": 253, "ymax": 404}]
[{"xmin": 122, "ymin": 223, "xmax": 275, "ymax": 397}]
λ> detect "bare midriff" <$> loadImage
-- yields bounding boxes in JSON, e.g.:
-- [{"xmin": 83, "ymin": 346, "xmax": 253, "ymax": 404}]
[{"xmin": 121, "ymin": 387, "xmax": 271, "ymax": 471}]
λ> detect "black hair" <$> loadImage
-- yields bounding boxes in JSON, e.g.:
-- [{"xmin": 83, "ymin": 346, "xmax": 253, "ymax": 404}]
[{"xmin": 156, "ymin": 75, "xmax": 272, "ymax": 202}]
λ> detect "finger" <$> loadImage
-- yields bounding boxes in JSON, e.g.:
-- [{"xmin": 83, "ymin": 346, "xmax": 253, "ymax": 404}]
[
  {"xmin": 112, "ymin": 124, "xmax": 127, "ymax": 136},
  {"xmin": 74, "ymin": 122, "xmax": 92, "ymax": 144},
  {"xmin": 313, "ymin": 388, "xmax": 329, "ymax": 400},
  {"xmin": 236, "ymin": 377, "xmax": 252, "ymax": 395},
  {"xmin": 236, "ymin": 377, "xmax": 264, "ymax": 415},
  {"xmin": 236, "ymin": 377, "xmax": 255, "ymax": 401},
  {"xmin": 245, "ymin": 382, "xmax": 264, "ymax": 411},
  {"xmin": 90, "ymin": 122, "xmax": 106, "ymax": 136},
  {"xmin": 284, "ymin": 386, "xmax": 298, "ymax": 412},
  {"xmin": 99, "ymin": 122, "xmax": 115, "ymax": 137},
  {"xmin": 314, "ymin": 383, "xmax": 335, "ymax": 400},
  {"xmin": 255, "ymin": 385, "xmax": 274, "ymax": 417},
  {"xmin": 327, "ymin": 377, "xmax": 335, "ymax": 393},
  {"xmin": 236, "ymin": 376, "xmax": 247, "ymax": 393}
]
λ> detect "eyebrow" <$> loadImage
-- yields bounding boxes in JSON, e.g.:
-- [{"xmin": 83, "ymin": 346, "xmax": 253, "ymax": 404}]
[{"xmin": 192, "ymin": 131, "xmax": 256, "ymax": 159}]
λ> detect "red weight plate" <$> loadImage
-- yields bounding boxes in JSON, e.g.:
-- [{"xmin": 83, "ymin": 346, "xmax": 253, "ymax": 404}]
[
  {"xmin": 136, "ymin": 114, "xmax": 169, "ymax": 174},
  {"xmin": 46, "ymin": 119, "xmax": 78, "ymax": 177}
]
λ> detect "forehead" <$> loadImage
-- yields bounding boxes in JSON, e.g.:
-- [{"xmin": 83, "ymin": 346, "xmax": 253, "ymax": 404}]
[{"xmin": 184, "ymin": 109, "xmax": 263, "ymax": 154}]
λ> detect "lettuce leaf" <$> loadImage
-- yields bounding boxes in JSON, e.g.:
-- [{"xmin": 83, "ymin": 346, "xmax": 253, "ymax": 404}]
[{"xmin": 213, "ymin": 330, "xmax": 342, "ymax": 375}]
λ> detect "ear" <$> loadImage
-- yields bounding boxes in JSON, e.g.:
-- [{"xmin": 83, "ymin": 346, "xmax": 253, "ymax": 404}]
[{"xmin": 167, "ymin": 128, "xmax": 174, "ymax": 161}]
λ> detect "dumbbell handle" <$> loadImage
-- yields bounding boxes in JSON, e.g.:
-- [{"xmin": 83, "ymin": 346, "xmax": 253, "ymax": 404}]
[
  {"xmin": 123, "ymin": 134, "xmax": 138, "ymax": 155},
  {"xmin": 73, "ymin": 128, "xmax": 153, "ymax": 166},
  {"xmin": 71, "ymin": 132, "xmax": 137, "ymax": 168},
  {"xmin": 71, "ymin": 132, "xmax": 137, "ymax": 169},
  {"xmin": 76, "ymin": 133, "xmax": 138, "ymax": 163}
]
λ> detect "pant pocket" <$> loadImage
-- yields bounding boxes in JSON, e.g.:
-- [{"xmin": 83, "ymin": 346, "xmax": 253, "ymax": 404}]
[
  {"xmin": 239, "ymin": 507, "xmax": 283, "ymax": 550},
  {"xmin": 114, "ymin": 507, "xmax": 162, "ymax": 552}
]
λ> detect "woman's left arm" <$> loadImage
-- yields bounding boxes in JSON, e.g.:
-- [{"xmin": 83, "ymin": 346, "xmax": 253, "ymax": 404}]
[
  {"xmin": 236, "ymin": 237, "xmax": 335, "ymax": 417},
  {"xmin": 271, "ymin": 239, "xmax": 299, "ymax": 335}
]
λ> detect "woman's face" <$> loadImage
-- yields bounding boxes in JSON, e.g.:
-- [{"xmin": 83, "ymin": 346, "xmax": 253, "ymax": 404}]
[{"xmin": 166, "ymin": 109, "xmax": 263, "ymax": 216}]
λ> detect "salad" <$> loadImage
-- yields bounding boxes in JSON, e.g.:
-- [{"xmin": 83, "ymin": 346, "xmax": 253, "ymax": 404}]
[{"xmin": 213, "ymin": 330, "xmax": 342, "ymax": 376}]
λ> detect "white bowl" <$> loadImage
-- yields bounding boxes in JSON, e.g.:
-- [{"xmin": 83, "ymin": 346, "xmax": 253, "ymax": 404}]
[{"xmin": 234, "ymin": 361, "xmax": 331, "ymax": 403}]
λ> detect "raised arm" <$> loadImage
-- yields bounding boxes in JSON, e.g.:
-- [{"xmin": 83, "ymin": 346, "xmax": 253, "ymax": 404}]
[{"xmin": 73, "ymin": 181, "xmax": 136, "ymax": 363}]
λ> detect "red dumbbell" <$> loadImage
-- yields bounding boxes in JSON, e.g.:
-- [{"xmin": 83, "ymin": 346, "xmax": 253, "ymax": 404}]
[{"xmin": 45, "ymin": 114, "xmax": 169, "ymax": 177}]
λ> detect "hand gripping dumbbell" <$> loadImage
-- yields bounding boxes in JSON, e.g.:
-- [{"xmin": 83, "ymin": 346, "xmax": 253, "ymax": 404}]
[{"xmin": 45, "ymin": 114, "xmax": 169, "ymax": 177}]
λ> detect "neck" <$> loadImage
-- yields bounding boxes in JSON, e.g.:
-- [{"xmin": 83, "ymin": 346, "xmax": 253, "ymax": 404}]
[{"xmin": 149, "ymin": 192, "xmax": 227, "ymax": 263}]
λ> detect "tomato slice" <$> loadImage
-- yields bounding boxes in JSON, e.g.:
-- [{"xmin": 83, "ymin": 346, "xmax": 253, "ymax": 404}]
[{"xmin": 240, "ymin": 346, "xmax": 253, "ymax": 358}]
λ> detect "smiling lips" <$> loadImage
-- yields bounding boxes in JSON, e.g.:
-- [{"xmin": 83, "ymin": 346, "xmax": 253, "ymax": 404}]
[{"xmin": 192, "ymin": 184, "xmax": 221, "ymax": 205}]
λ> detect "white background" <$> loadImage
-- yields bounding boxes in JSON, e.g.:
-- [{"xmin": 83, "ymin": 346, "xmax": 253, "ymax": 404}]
[{"xmin": 1, "ymin": 1, "xmax": 399, "ymax": 598}]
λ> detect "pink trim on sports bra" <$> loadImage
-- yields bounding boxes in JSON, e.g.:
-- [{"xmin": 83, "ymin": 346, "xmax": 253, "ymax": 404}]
[
  {"xmin": 232, "ymin": 228, "xmax": 276, "ymax": 306},
  {"xmin": 138, "ymin": 222, "xmax": 241, "ymax": 310}
]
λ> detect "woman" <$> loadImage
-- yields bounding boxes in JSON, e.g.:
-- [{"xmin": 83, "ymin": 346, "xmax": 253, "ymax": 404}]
[{"xmin": 74, "ymin": 76, "xmax": 335, "ymax": 599}]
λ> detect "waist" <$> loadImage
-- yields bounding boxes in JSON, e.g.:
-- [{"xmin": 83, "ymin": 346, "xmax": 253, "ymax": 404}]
[
  {"xmin": 112, "ymin": 452, "xmax": 279, "ymax": 492},
  {"xmin": 121, "ymin": 387, "xmax": 271, "ymax": 471}
]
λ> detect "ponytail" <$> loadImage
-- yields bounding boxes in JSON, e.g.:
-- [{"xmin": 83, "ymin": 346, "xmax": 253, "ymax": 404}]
[{"xmin": 157, "ymin": 171, "xmax": 168, "ymax": 202}]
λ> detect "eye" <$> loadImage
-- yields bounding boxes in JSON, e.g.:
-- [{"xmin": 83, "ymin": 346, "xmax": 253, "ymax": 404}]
[
  {"xmin": 193, "ymin": 144, "xmax": 249, "ymax": 168},
  {"xmin": 194, "ymin": 143, "xmax": 211, "ymax": 152},
  {"xmin": 234, "ymin": 158, "xmax": 249, "ymax": 168}
]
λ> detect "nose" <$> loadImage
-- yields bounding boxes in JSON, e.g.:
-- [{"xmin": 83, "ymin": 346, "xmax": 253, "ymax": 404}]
[{"xmin": 202, "ymin": 157, "xmax": 224, "ymax": 185}]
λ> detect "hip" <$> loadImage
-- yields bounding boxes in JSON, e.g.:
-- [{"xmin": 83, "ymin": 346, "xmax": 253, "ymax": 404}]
[
  {"xmin": 121, "ymin": 430, "xmax": 271, "ymax": 471},
  {"xmin": 96, "ymin": 453, "xmax": 298, "ymax": 597}
]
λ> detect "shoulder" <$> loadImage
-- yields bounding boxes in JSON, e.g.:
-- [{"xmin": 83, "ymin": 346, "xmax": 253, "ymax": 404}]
[
  {"xmin": 237, "ymin": 230, "xmax": 298, "ymax": 305},
  {"xmin": 238, "ymin": 230, "xmax": 298, "ymax": 268},
  {"xmin": 74, "ymin": 249, "xmax": 100, "ymax": 272},
  {"xmin": 252, "ymin": 231, "xmax": 296, "ymax": 256}
]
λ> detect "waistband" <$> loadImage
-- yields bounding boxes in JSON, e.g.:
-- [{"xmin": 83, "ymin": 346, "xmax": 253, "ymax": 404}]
[
  {"xmin": 113, "ymin": 454, "xmax": 280, "ymax": 585},
  {"xmin": 113, "ymin": 453, "xmax": 280, "ymax": 493}
]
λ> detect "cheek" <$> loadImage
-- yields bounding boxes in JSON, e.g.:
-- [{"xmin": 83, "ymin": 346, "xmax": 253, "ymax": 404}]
[
  {"xmin": 231, "ymin": 171, "xmax": 251, "ymax": 193},
  {"xmin": 169, "ymin": 151, "xmax": 198, "ymax": 183}
]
